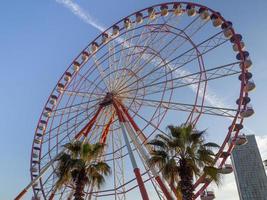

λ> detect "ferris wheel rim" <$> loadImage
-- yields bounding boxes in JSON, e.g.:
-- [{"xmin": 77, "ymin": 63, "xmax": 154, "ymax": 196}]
[{"xmin": 29, "ymin": 2, "xmax": 252, "ymax": 199}]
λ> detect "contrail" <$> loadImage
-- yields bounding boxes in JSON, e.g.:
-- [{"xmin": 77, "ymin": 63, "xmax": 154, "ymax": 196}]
[
  {"xmin": 56, "ymin": 0, "xmax": 106, "ymax": 32},
  {"xmin": 55, "ymin": 0, "xmax": 254, "ymax": 133}
]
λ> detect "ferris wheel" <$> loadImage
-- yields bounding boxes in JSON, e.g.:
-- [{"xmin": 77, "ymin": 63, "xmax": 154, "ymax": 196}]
[{"xmin": 15, "ymin": 2, "xmax": 255, "ymax": 200}]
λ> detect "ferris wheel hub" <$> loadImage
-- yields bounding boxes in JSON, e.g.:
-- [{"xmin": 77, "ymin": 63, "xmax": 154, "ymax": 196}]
[{"xmin": 99, "ymin": 92, "xmax": 114, "ymax": 107}]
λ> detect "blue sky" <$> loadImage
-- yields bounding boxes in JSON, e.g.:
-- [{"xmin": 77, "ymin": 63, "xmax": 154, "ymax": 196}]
[{"xmin": 0, "ymin": 0, "xmax": 267, "ymax": 199}]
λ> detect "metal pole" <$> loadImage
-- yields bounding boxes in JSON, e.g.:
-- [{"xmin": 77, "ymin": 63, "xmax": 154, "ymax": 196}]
[{"xmin": 113, "ymin": 102, "xmax": 149, "ymax": 200}]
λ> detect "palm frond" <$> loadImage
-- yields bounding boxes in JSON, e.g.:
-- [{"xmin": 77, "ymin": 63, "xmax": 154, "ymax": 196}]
[
  {"xmin": 203, "ymin": 166, "xmax": 222, "ymax": 186},
  {"xmin": 90, "ymin": 143, "xmax": 105, "ymax": 158},
  {"xmin": 147, "ymin": 139, "xmax": 168, "ymax": 150},
  {"xmin": 163, "ymin": 158, "xmax": 180, "ymax": 182},
  {"xmin": 93, "ymin": 162, "xmax": 111, "ymax": 176},
  {"xmin": 54, "ymin": 141, "xmax": 111, "ymax": 194},
  {"xmin": 148, "ymin": 150, "xmax": 169, "ymax": 169},
  {"xmin": 64, "ymin": 141, "xmax": 82, "ymax": 158},
  {"xmin": 203, "ymin": 142, "xmax": 220, "ymax": 148},
  {"xmin": 190, "ymin": 130, "xmax": 205, "ymax": 144}
]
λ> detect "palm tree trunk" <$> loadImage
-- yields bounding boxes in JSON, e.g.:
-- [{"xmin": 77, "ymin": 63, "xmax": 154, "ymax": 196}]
[
  {"xmin": 74, "ymin": 171, "xmax": 86, "ymax": 200},
  {"xmin": 179, "ymin": 159, "xmax": 194, "ymax": 200}
]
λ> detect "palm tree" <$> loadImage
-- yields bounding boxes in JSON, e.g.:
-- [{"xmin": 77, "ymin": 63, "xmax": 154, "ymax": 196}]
[
  {"xmin": 148, "ymin": 124, "xmax": 221, "ymax": 200},
  {"xmin": 53, "ymin": 141, "xmax": 111, "ymax": 200}
]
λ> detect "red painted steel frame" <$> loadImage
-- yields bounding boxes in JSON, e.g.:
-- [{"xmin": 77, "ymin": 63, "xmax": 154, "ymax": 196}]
[
  {"xmin": 113, "ymin": 101, "xmax": 150, "ymax": 200},
  {"xmin": 99, "ymin": 114, "xmax": 114, "ymax": 144},
  {"xmin": 117, "ymin": 101, "xmax": 174, "ymax": 199},
  {"xmin": 24, "ymin": 2, "xmax": 249, "ymax": 200},
  {"xmin": 75, "ymin": 106, "xmax": 103, "ymax": 139}
]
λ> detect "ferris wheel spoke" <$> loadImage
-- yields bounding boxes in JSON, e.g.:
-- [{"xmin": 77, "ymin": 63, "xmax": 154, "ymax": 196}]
[
  {"xmin": 125, "ymin": 97, "xmax": 237, "ymax": 118},
  {"xmin": 124, "ymin": 104, "xmax": 168, "ymax": 138},
  {"xmin": 77, "ymin": 73, "xmax": 106, "ymax": 92},
  {"xmin": 108, "ymin": 40, "xmax": 119, "ymax": 92},
  {"xmin": 116, "ymin": 30, "xmax": 227, "ymax": 94},
  {"xmin": 113, "ymin": 23, "xmax": 171, "ymax": 91},
  {"xmin": 39, "ymin": 169, "xmax": 58, "ymax": 197},
  {"xmin": 41, "ymin": 108, "xmax": 107, "ymax": 191},
  {"xmin": 116, "ymin": 28, "xmax": 184, "ymax": 90},
  {"xmin": 53, "ymin": 96, "xmax": 102, "ymax": 114},
  {"xmin": 123, "ymin": 12, "xmax": 175, "ymax": 67},
  {"xmin": 42, "ymin": 113, "xmax": 88, "ymax": 148},
  {"xmin": 116, "ymin": 21, "xmax": 138, "ymax": 70},
  {"xmin": 63, "ymin": 89, "xmax": 105, "ymax": 99},
  {"xmin": 115, "ymin": 23, "xmax": 179, "ymax": 89},
  {"xmin": 42, "ymin": 110, "xmax": 100, "ymax": 156},
  {"xmin": 40, "ymin": 120, "xmax": 98, "ymax": 170},
  {"xmin": 52, "ymin": 104, "xmax": 90, "ymax": 117},
  {"xmin": 87, "ymin": 108, "xmax": 111, "ymax": 143},
  {"xmin": 116, "ymin": 14, "xmax": 208, "ymax": 92},
  {"xmin": 122, "ymin": 12, "xmax": 164, "ymax": 69},
  {"xmin": 42, "ymin": 100, "xmax": 100, "ymax": 139},
  {"xmin": 111, "ymin": 126, "xmax": 127, "ymax": 199},
  {"xmin": 118, "ymin": 61, "xmax": 241, "ymax": 97},
  {"xmin": 92, "ymin": 55, "xmax": 110, "ymax": 90}
]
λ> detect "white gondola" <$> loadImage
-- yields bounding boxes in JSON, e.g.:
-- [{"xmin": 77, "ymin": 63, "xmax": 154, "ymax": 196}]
[
  {"xmin": 224, "ymin": 28, "xmax": 233, "ymax": 38},
  {"xmin": 199, "ymin": 8, "xmax": 210, "ymax": 21},
  {"xmin": 64, "ymin": 72, "xmax": 72, "ymax": 82},
  {"xmin": 219, "ymin": 164, "xmax": 233, "ymax": 174},
  {"xmin": 81, "ymin": 51, "xmax": 90, "ymax": 61},
  {"xmin": 136, "ymin": 12, "xmax": 143, "ymax": 24},
  {"xmin": 231, "ymin": 123, "xmax": 244, "ymax": 131},
  {"xmin": 222, "ymin": 22, "xmax": 233, "ymax": 38},
  {"xmin": 240, "ymin": 105, "xmax": 254, "ymax": 118},
  {"xmin": 73, "ymin": 61, "xmax": 80, "ymax": 72},
  {"xmin": 102, "ymin": 33, "xmax": 109, "ymax": 44},
  {"xmin": 91, "ymin": 42, "xmax": 99, "ymax": 53},
  {"xmin": 57, "ymin": 83, "xmax": 65, "ymax": 93},
  {"xmin": 234, "ymin": 134, "xmax": 248, "ymax": 146},
  {"xmin": 244, "ymin": 80, "xmax": 256, "ymax": 92},
  {"xmin": 33, "ymin": 147, "xmax": 41, "ymax": 151},
  {"xmin": 124, "ymin": 18, "xmax": 132, "ymax": 29},
  {"xmin": 36, "ymin": 133, "xmax": 42, "ymax": 138},
  {"xmin": 32, "ymin": 152, "xmax": 38, "ymax": 158},
  {"xmin": 34, "ymin": 138, "xmax": 42, "ymax": 144},
  {"xmin": 38, "ymin": 120, "xmax": 46, "ymax": 131},
  {"xmin": 112, "ymin": 25, "xmax": 120, "ymax": 37},
  {"xmin": 233, "ymin": 41, "xmax": 245, "ymax": 52},
  {"xmin": 211, "ymin": 14, "xmax": 222, "ymax": 27},
  {"xmin": 238, "ymin": 72, "xmax": 252, "ymax": 81},
  {"xmin": 186, "ymin": 5, "xmax": 196, "ymax": 17},
  {"xmin": 239, "ymin": 59, "xmax": 252, "ymax": 69},
  {"xmin": 43, "ymin": 107, "xmax": 52, "ymax": 118},
  {"xmin": 201, "ymin": 191, "xmax": 215, "ymax": 200},
  {"xmin": 160, "ymin": 5, "xmax": 168, "ymax": 16},
  {"xmin": 31, "ymin": 167, "xmax": 38, "ymax": 173},
  {"xmin": 173, "ymin": 3, "xmax": 183, "ymax": 16},
  {"xmin": 32, "ymin": 160, "xmax": 40, "ymax": 164},
  {"xmin": 236, "ymin": 96, "xmax": 250, "ymax": 105},
  {"xmin": 49, "ymin": 95, "xmax": 58, "ymax": 105},
  {"xmin": 148, "ymin": 7, "xmax": 156, "ymax": 20}
]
